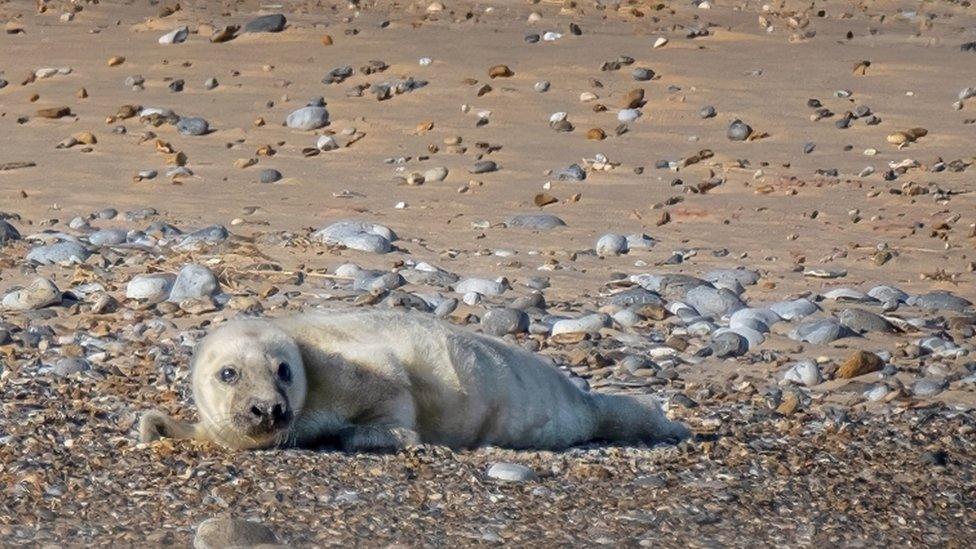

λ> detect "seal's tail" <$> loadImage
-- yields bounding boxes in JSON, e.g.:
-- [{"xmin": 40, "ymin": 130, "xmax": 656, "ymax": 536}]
[{"xmin": 592, "ymin": 393, "xmax": 691, "ymax": 444}]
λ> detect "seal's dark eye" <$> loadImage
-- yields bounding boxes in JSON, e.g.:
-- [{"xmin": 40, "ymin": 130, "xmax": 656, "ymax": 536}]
[
  {"xmin": 218, "ymin": 367, "xmax": 238, "ymax": 383},
  {"xmin": 277, "ymin": 362, "xmax": 292, "ymax": 383}
]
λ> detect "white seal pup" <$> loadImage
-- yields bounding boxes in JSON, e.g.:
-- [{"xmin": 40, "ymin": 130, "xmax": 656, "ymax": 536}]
[{"xmin": 139, "ymin": 309, "xmax": 690, "ymax": 451}]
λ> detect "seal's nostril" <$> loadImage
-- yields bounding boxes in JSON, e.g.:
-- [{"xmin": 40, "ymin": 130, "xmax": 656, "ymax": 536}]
[
  {"xmin": 272, "ymin": 404, "xmax": 284, "ymax": 420},
  {"xmin": 250, "ymin": 405, "xmax": 264, "ymax": 418}
]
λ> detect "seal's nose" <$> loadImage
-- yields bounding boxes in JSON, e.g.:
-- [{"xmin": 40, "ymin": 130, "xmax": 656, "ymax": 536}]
[{"xmin": 247, "ymin": 398, "xmax": 290, "ymax": 430}]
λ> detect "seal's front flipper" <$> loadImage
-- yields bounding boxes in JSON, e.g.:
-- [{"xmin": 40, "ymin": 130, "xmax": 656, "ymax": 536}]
[
  {"xmin": 138, "ymin": 410, "xmax": 201, "ymax": 443},
  {"xmin": 337, "ymin": 424, "xmax": 419, "ymax": 453}
]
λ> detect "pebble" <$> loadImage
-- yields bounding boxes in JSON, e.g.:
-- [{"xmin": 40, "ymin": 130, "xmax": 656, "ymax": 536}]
[
  {"xmin": 158, "ymin": 26, "xmax": 188, "ymax": 45},
  {"xmin": 469, "ymin": 160, "xmax": 498, "ymax": 174},
  {"xmin": 176, "ymin": 117, "xmax": 209, "ymax": 136},
  {"xmin": 0, "ymin": 220, "xmax": 22, "ymax": 244},
  {"xmin": 312, "ymin": 220, "xmax": 396, "ymax": 253},
  {"xmin": 909, "ymin": 292, "xmax": 972, "ymax": 313},
  {"xmin": 505, "ymin": 214, "xmax": 566, "ymax": 230},
  {"xmin": 26, "ymin": 242, "xmax": 90, "ymax": 265},
  {"xmin": 487, "ymin": 462, "xmax": 538, "ymax": 482},
  {"xmin": 617, "ymin": 109, "xmax": 641, "ymax": 123},
  {"xmin": 54, "ymin": 357, "xmax": 90, "ymax": 377},
  {"xmin": 727, "ymin": 119, "xmax": 752, "ymax": 141},
  {"xmin": 244, "ymin": 14, "xmax": 287, "ymax": 33},
  {"xmin": 423, "ymin": 166, "xmax": 449, "ymax": 182},
  {"xmin": 88, "ymin": 229, "xmax": 128, "ymax": 246},
  {"xmin": 259, "ymin": 169, "xmax": 283, "ymax": 183},
  {"xmin": 194, "ymin": 518, "xmax": 278, "ymax": 549},
  {"xmin": 789, "ymin": 318, "xmax": 850, "ymax": 345},
  {"xmin": 839, "ymin": 308, "xmax": 895, "ymax": 334},
  {"xmin": 168, "ymin": 264, "xmax": 219, "ymax": 303},
  {"xmin": 912, "ymin": 379, "xmax": 945, "ymax": 397},
  {"xmin": 286, "ymin": 106, "xmax": 330, "ymax": 130},
  {"xmin": 203, "ymin": 77, "xmax": 218, "ymax": 90},
  {"xmin": 482, "ymin": 308, "xmax": 529, "ymax": 337},
  {"xmin": 534, "ymin": 81, "xmax": 550, "ymax": 93},
  {"xmin": 454, "ymin": 278, "xmax": 509, "ymax": 296},
  {"xmin": 551, "ymin": 313, "xmax": 609, "ymax": 336},
  {"xmin": 631, "ymin": 68, "xmax": 654, "ymax": 81},
  {"xmin": 1, "ymin": 278, "xmax": 61, "ymax": 311},
  {"xmin": 837, "ymin": 350, "xmax": 884, "ymax": 379},
  {"xmin": 684, "ymin": 286, "xmax": 745, "ymax": 319},
  {"xmin": 710, "ymin": 331, "xmax": 748, "ymax": 358},
  {"xmin": 769, "ymin": 298, "xmax": 819, "ymax": 320},
  {"xmin": 596, "ymin": 234, "xmax": 628, "ymax": 257},
  {"xmin": 699, "ymin": 106, "xmax": 716, "ymax": 119},
  {"xmin": 781, "ymin": 360, "xmax": 822, "ymax": 386},
  {"xmin": 126, "ymin": 274, "xmax": 176, "ymax": 302},
  {"xmin": 556, "ymin": 164, "xmax": 586, "ymax": 181}
]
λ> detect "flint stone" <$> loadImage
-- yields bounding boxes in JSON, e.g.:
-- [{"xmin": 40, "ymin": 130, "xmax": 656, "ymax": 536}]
[
  {"xmin": 909, "ymin": 292, "xmax": 972, "ymax": 312},
  {"xmin": 312, "ymin": 220, "xmax": 395, "ymax": 253},
  {"xmin": 88, "ymin": 229, "xmax": 128, "ymax": 246},
  {"xmin": 126, "ymin": 274, "xmax": 176, "ymax": 301},
  {"xmin": 286, "ymin": 106, "xmax": 329, "ymax": 130},
  {"xmin": 711, "ymin": 331, "xmax": 747, "ymax": 358},
  {"xmin": 769, "ymin": 298, "xmax": 819, "ymax": 321},
  {"xmin": 505, "ymin": 214, "xmax": 566, "ymax": 230},
  {"xmin": 176, "ymin": 117, "xmax": 209, "ymax": 136},
  {"xmin": 2, "ymin": 278, "xmax": 61, "ymax": 311},
  {"xmin": 596, "ymin": 234, "xmax": 628, "ymax": 257},
  {"xmin": 175, "ymin": 225, "xmax": 229, "ymax": 250},
  {"xmin": 244, "ymin": 14, "xmax": 287, "ymax": 33},
  {"xmin": 839, "ymin": 308, "xmax": 895, "ymax": 334},
  {"xmin": 454, "ymin": 278, "xmax": 508, "ymax": 296},
  {"xmin": 684, "ymin": 285, "xmax": 745, "ymax": 319},
  {"xmin": 26, "ymin": 241, "xmax": 91, "ymax": 264},
  {"xmin": 729, "ymin": 308, "xmax": 780, "ymax": 333},
  {"xmin": 551, "ymin": 313, "xmax": 610, "ymax": 335},
  {"xmin": 169, "ymin": 264, "xmax": 219, "ymax": 302},
  {"xmin": 789, "ymin": 318, "xmax": 851, "ymax": 345},
  {"xmin": 54, "ymin": 357, "xmax": 90, "ymax": 376},
  {"xmin": 703, "ymin": 268, "xmax": 759, "ymax": 288},
  {"xmin": 0, "ymin": 220, "xmax": 21, "ymax": 244},
  {"xmin": 716, "ymin": 327, "xmax": 764, "ymax": 349},
  {"xmin": 867, "ymin": 285, "xmax": 909, "ymax": 304},
  {"xmin": 353, "ymin": 271, "xmax": 403, "ymax": 293},
  {"xmin": 482, "ymin": 308, "xmax": 529, "ymax": 337},
  {"xmin": 487, "ymin": 462, "xmax": 538, "ymax": 482},
  {"xmin": 606, "ymin": 288, "xmax": 663, "ymax": 308},
  {"xmin": 193, "ymin": 518, "xmax": 277, "ymax": 549},
  {"xmin": 782, "ymin": 360, "xmax": 823, "ymax": 386}
]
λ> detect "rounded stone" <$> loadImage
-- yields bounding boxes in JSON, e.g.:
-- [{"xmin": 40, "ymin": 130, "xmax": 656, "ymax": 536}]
[
  {"xmin": 286, "ymin": 106, "xmax": 330, "ymax": 130},
  {"xmin": 595, "ymin": 234, "xmax": 628, "ymax": 257},
  {"xmin": 2, "ymin": 278, "xmax": 61, "ymax": 311},
  {"xmin": 126, "ymin": 274, "xmax": 176, "ymax": 302},
  {"xmin": 487, "ymin": 462, "xmax": 538, "ymax": 482},
  {"xmin": 26, "ymin": 241, "xmax": 91, "ymax": 265},
  {"xmin": 176, "ymin": 117, "xmax": 209, "ymax": 136},
  {"xmin": 53, "ymin": 357, "xmax": 91, "ymax": 377},
  {"xmin": 88, "ymin": 229, "xmax": 128, "ymax": 247},
  {"xmin": 168, "ymin": 264, "xmax": 219, "ymax": 303},
  {"xmin": 782, "ymin": 360, "xmax": 822, "ymax": 386},
  {"xmin": 244, "ymin": 14, "xmax": 287, "ymax": 33},
  {"xmin": 482, "ymin": 308, "xmax": 529, "ymax": 337},
  {"xmin": 259, "ymin": 169, "xmax": 282, "ymax": 183},
  {"xmin": 505, "ymin": 214, "xmax": 566, "ymax": 230},
  {"xmin": 727, "ymin": 119, "xmax": 752, "ymax": 141},
  {"xmin": 551, "ymin": 313, "xmax": 610, "ymax": 336},
  {"xmin": 194, "ymin": 518, "xmax": 277, "ymax": 549},
  {"xmin": 710, "ymin": 331, "xmax": 747, "ymax": 358},
  {"xmin": 0, "ymin": 220, "xmax": 21, "ymax": 244}
]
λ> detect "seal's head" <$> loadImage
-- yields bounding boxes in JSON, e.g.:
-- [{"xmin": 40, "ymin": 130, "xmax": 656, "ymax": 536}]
[{"xmin": 191, "ymin": 320, "xmax": 307, "ymax": 449}]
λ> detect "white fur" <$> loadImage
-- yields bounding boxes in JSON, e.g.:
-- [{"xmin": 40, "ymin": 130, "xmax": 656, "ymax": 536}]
[{"xmin": 140, "ymin": 309, "xmax": 690, "ymax": 451}]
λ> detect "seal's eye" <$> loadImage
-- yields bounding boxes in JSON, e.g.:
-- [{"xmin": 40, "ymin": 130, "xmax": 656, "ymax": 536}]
[
  {"xmin": 277, "ymin": 362, "xmax": 292, "ymax": 383},
  {"xmin": 218, "ymin": 367, "xmax": 238, "ymax": 384}
]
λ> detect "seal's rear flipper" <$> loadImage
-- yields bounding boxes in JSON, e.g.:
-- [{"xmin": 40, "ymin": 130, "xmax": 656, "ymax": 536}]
[{"xmin": 592, "ymin": 394, "xmax": 690, "ymax": 445}]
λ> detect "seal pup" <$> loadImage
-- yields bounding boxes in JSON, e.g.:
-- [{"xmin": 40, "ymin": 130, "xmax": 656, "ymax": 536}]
[{"xmin": 140, "ymin": 309, "xmax": 690, "ymax": 451}]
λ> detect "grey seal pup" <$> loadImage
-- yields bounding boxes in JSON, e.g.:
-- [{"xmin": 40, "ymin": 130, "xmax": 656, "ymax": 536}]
[{"xmin": 139, "ymin": 309, "xmax": 690, "ymax": 451}]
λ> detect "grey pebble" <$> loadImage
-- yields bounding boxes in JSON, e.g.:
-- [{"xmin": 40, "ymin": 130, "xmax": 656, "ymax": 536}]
[
  {"xmin": 194, "ymin": 518, "xmax": 278, "ymax": 549},
  {"xmin": 26, "ymin": 242, "xmax": 91, "ymax": 265},
  {"xmin": 0, "ymin": 220, "xmax": 21, "ymax": 244},
  {"xmin": 244, "ymin": 14, "xmax": 286, "ymax": 33},
  {"xmin": 839, "ymin": 308, "xmax": 895, "ymax": 334},
  {"xmin": 481, "ymin": 308, "xmax": 529, "ymax": 337},
  {"xmin": 286, "ymin": 106, "xmax": 330, "ymax": 130},
  {"xmin": 469, "ymin": 160, "xmax": 498, "ymax": 174},
  {"xmin": 54, "ymin": 357, "xmax": 90, "ymax": 377},
  {"xmin": 487, "ymin": 462, "xmax": 538, "ymax": 482},
  {"xmin": 789, "ymin": 318, "xmax": 851, "ymax": 345},
  {"xmin": 168, "ymin": 264, "xmax": 219, "ymax": 303},
  {"xmin": 176, "ymin": 116, "xmax": 209, "ymax": 136},
  {"xmin": 312, "ymin": 220, "xmax": 395, "ymax": 253},
  {"xmin": 727, "ymin": 119, "xmax": 752, "ymax": 141},
  {"xmin": 711, "ymin": 331, "xmax": 747, "ymax": 358},
  {"xmin": 505, "ymin": 214, "xmax": 566, "ymax": 230},
  {"xmin": 596, "ymin": 234, "xmax": 628, "ymax": 257},
  {"xmin": 699, "ymin": 106, "xmax": 716, "ymax": 119},
  {"xmin": 259, "ymin": 169, "xmax": 282, "ymax": 183}
]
